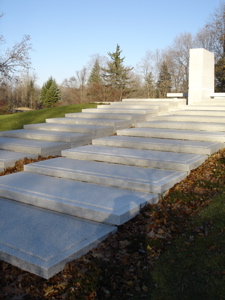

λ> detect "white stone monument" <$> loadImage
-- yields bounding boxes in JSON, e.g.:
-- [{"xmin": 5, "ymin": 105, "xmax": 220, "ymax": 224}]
[{"xmin": 188, "ymin": 48, "xmax": 215, "ymax": 104}]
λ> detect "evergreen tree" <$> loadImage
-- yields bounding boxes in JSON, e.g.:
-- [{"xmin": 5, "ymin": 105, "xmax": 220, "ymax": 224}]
[
  {"xmin": 40, "ymin": 77, "xmax": 61, "ymax": 108},
  {"xmin": 88, "ymin": 59, "xmax": 102, "ymax": 84},
  {"xmin": 102, "ymin": 44, "xmax": 133, "ymax": 100},
  {"xmin": 157, "ymin": 61, "xmax": 172, "ymax": 98}
]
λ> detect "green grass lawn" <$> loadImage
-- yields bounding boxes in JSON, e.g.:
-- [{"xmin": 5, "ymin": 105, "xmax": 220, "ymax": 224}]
[{"xmin": 0, "ymin": 103, "xmax": 98, "ymax": 131}]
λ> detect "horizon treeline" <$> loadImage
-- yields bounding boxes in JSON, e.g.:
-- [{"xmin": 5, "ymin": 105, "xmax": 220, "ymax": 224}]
[{"xmin": 1, "ymin": 2, "xmax": 225, "ymax": 111}]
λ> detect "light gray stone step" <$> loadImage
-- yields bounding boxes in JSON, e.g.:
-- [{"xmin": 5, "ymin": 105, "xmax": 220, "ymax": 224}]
[
  {"xmin": 83, "ymin": 108, "xmax": 159, "ymax": 114},
  {"xmin": 0, "ymin": 150, "xmax": 38, "ymax": 170},
  {"xmin": 0, "ymin": 129, "xmax": 92, "ymax": 144},
  {"xmin": 66, "ymin": 112, "xmax": 145, "ymax": 120},
  {"xmin": 150, "ymin": 115, "xmax": 225, "ymax": 123},
  {"xmin": 117, "ymin": 127, "xmax": 225, "ymax": 143},
  {"xmin": 0, "ymin": 137, "xmax": 70, "ymax": 155},
  {"xmin": 46, "ymin": 117, "xmax": 132, "ymax": 129},
  {"xmin": 102, "ymin": 103, "xmax": 169, "ymax": 111},
  {"xmin": 184, "ymin": 105, "xmax": 225, "ymax": 110},
  {"xmin": 24, "ymin": 123, "xmax": 115, "ymax": 136},
  {"xmin": 169, "ymin": 110, "xmax": 225, "ymax": 116},
  {"xmin": 122, "ymin": 98, "xmax": 186, "ymax": 107},
  {"xmin": 25, "ymin": 157, "xmax": 187, "ymax": 194},
  {"xmin": 0, "ymin": 197, "xmax": 116, "ymax": 279},
  {"xmin": 92, "ymin": 136, "xmax": 224, "ymax": 155},
  {"xmin": 0, "ymin": 172, "xmax": 158, "ymax": 225},
  {"xmin": 136, "ymin": 121, "xmax": 225, "ymax": 132},
  {"xmin": 62, "ymin": 145, "xmax": 207, "ymax": 172}
]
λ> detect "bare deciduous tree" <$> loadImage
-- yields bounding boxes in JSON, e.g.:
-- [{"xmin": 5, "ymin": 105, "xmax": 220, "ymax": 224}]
[{"xmin": 0, "ymin": 35, "xmax": 32, "ymax": 80}]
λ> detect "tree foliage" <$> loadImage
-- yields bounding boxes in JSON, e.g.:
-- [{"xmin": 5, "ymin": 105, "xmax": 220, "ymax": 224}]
[
  {"xmin": 40, "ymin": 77, "xmax": 61, "ymax": 108},
  {"xmin": 157, "ymin": 61, "xmax": 172, "ymax": 97},
  {"xmin": 102, "ymin": 44, "xmax": 133, "ymax": 100}
]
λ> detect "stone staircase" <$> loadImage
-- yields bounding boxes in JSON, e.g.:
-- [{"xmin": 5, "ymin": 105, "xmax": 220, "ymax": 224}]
[{"xmin": 0, "ymin": 98, "xmax": 224, "ymax": 279}]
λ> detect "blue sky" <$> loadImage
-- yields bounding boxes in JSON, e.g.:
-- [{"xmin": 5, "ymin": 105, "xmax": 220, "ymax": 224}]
[{"xmin": 0, "ymin": 0, "xmax": 222, "ymax": 87}]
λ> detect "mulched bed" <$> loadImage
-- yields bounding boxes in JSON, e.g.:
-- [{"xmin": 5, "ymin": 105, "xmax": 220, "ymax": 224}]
[{"xmin": 0, "ymin": 149, "xmax": 225, "ymax": 299}]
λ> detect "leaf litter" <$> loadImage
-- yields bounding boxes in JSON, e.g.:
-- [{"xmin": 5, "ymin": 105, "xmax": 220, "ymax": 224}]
[{"xmin": 0, "ymin": 148, "xmax": 225, "ymax": 299}]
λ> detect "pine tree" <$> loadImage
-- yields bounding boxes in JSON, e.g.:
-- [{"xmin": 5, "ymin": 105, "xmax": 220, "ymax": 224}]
[
  {"xmin": 88, "ymin": 59, "xmax": 102, "ymax": 84},
  {"xmin": 40, "ymin": 77, "xmax": 61, "ymax": 108},
  {"xmin": 102, "ymin": 44, "xmax": 133, "ymax": 100},
  {"xmin": 157, "ymin": 62, "xmax": 172, "ymax": 98}
]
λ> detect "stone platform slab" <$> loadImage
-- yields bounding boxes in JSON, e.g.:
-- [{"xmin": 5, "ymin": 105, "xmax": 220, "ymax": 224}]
[
  {"xmin": 0, "ymin": 197, "xmax": 116, "ymax": 279},
  {"xmin": 24, "ymin": 123, "xmax": 115, "ymax": 136},
  {"xmin": 0, "ymin": 172, "xmax": 158, "ymax": 225},
  {"xmin": 117, "ymin": 128, "xmax": 225, "ymax": 143},
  {"xmin": 62, "ymin": 145, "xmax": 207, "ymax": 171},
  {"xmin": 0, "ymin": 137, "xmax": 69, "ymax": 155},
  {"xmin": 103, "ymin": 103, "xmax": 169, "ymax": 111},
  {"xmin": 150, "ymin": 115, "xmax": 225, "ymax": 123},
  {"xmin": 168, "ymin": 110, "xmax": 225, "ymax": 116},
  {"xmin": 0, "ymin": 129, "xmax": 92, "ymax": 143},
  {"xmin": 83, "ymin": 108, "xmax": 158, "ymax": 114},
  {"xmin": 25, "ymin": 157, "xmax": 187, "ymax": 194},
  {"xmin": 92, "ymin": 136, "xmax": 224, "ymax": 155},
  {"xmin": 0, "ymin": 150, "xmax": 38, "ymax": 170},
  {"xmin": 46, "ymin": 117, "xmax": 132, "ymax": 129},
  {"xmin": 137, "ymin": 121, "xmax": 225, "ymax": 132}
]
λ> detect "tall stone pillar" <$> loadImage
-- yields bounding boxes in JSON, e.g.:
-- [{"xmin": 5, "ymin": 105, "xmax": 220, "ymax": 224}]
[{"xmin": 188, "ymin": 48, "xmax": 214, "ymax": 104}]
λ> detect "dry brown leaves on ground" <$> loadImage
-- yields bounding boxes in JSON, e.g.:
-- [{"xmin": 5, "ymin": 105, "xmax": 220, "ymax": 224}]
[{"xmin": 0, "ymin": 148, "xmax": 225, "ymax": 299}]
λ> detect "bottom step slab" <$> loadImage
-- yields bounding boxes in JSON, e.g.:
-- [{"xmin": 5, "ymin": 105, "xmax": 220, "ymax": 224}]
[
  {"xmin": 25, "ymin": 157, "xmax": 187, "ymax": 193},
  {"xmin": 0, "ymin": 197, "xmax": 116, "ymax": 279},
  {"xmin": 0, "ymin": 150, "xmax": 38, "ymax": 170},
  {"xmin": 0, "ymin": 172, "xmax": 158, "ymax": 225}
]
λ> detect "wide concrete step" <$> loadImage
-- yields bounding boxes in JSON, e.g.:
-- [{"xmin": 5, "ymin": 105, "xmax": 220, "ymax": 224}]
[
  {"xmin": 117, "ymin": 127, "xmax": 225, "ymax": 143},
  {"xmin": 92, "ymin": 136, "xmax": 224, "ymax": 155},
  {"xmin": 62, "ymin": 145, "xmax": 207, "ymax": 172},
  {"xmin": 83, "ymin": 108, "xmax": 158, "ymax": 114},
  {"xmin": 66, "ymin": 112, "xmax": 145, "ymax": 121},
  {"xmin": 184, "ymin": 105, "xmax": 225, "ymax": 110},
  {"xmin": 24, "ymin": 123, "xmax": 115, "ymax": 136},
  {"xmin": 46, "ymin": 117, "xmax": 132, "ymax": 129},
  {"xmin": 136, "ymin": 121, "xmax": 225, "ymax": 132},
  {"xmin": 102, "ymin": 103, "xmax": 169, "ymax": 111},
  {"xmin": 169, "ymin": 110, "xmax": 225, "ymax": 116},
  {"xmin": 0, "ymin": 172, "xmax": 158, "ymax": 225},
  {"xmin": 0, "ymin": 129, "xmax": 92, "ymax": 144},
  {"xmin": 150, "ymin": 115, "xmax": 225, "ymax": 123},
  {"xmin": 122, "ymin": 98, "xmax": 186, "ymax": 107},
  {"xmin": 0, "ymin": 137, "xmax": 69, "ymax": 155},
  {"xmin": 25, "ymin": 157, "xmax": 187, "ymax": 194},
  {"xmin": 0, "ymin": 150, "xmax": 38, "ymax": 170},
  {"xmin": 0, "ymin": 197, "xmax": 116, "ymax": 279}
]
